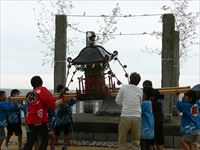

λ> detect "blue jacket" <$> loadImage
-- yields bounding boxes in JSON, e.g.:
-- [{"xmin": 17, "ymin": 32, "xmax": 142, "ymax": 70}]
[
  {"xmin": 5, "ymin": 100, "xmax": 21, "ymax": 124},
  {"xmin": 0, "ymin": 99, "xmax": 18, "ymax": 127},
  {"xmin": 53, "ymin": 99, "xmax": 76, "ymax": 127},
  {"xmin": 176, "ymin": 100, "xmax": 200, "ymax": 135},
  {"xmin": 141, "ymin": 100, "xmax": 155, "ymax": 139}
]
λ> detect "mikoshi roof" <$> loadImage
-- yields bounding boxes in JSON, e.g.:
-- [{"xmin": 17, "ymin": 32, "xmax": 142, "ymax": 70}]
[{"xmin": 72, "ymin": 45, "xmax": 113, "ymax": 65}]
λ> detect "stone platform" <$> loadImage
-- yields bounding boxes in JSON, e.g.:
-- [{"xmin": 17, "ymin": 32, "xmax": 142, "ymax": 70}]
[{"xmin": 69, "ymin": 114, "xmax": 183, "ymax": 148}]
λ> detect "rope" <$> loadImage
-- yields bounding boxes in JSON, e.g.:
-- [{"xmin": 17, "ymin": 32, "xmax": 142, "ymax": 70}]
[
  {"xmin": 67, "ymin": 13, "xmax": 163, "ymax": 18},
  {"xmin": 67, "ymin": 25, "xmax": 160, "ymax": 36}
]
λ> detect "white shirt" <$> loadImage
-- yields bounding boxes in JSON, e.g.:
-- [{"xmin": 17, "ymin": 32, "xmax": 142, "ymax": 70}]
[{"xmin": 115, "ymin": 84, "xmax": 143, "ymax": 117}]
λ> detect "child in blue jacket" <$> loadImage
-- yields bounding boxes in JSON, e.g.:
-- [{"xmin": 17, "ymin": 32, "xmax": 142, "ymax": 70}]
[
  {"xmin": 0, "ymin": 91, "xmax": 18, "ymax": 149},
  {"xmin": 53, "ymin": 85, "xmax": 77, "ymax": 150},
  {"xmin": 140, "ymin": 86, "xmax": 155, "ymax": 150},
  {"xmin": 176, "ymin": 90, "xmax": 200, "ymax": 150},
  {"xmin": 143, "ymin": 80, "xmax": 165, "ymax": 150},
  {"xmin": 5, "ymin": 89, "xmax": 23, "ymax": 150}
]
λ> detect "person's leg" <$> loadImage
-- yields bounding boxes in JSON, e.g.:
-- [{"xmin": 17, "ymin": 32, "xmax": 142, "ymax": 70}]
[
  {"xmin": 18, "ymin": 134, "xmax": 23, "ymax": 149},
  {"xmin": 33, "ymin": 136, "xmax": 40, "ymax": 150},
  {"xmin": 13, "ymin": 124, "xmax": 23, "ymax": 149},
  {"xmin": 23, "ymin": 125, "xmax": 38, "ymax": 150},
  {"xmin": 191, "ymin": 142, "xmax": 199, "ymax": 150},
  {"xmin": 5, "ymin": 135, "xmax": 11, "ymax": 147},
  {"xmin": 5, "ymin": 124, "xmax": 13, "ymax": 147},
  {"xmin": 188, "ymin": 135, "xmax": 198, "ymax": 150},
  {"xmin": 157, "ymin": 145, "xmax": 165, "ymax": 150},
  {"xmin": 63, "ymin": 135, "xmax": 70, "ymax": 147},
  {"xmin": 190, "ymin": 142, "xmax": 197, "ymax": 150},
  {"xmin": 149, "ymin": 139, "xmax": 155, "ymax": 150},
  {"xmin": 0, "ymin": 128, "xmax": 6, "ymax": 149},
  {"xmin": 0, "ymin": 140, "xmax": 4, "ymax": 149},
  {"xmin": 130, "ymin": 117, "xmax": 140, "ymax": 150},
  {"xmin": 25, "ymin": 132, "xmax": 29, "ymax": 144},
  {"xmin": 49, "ymin": 130, "xmax": 56, "ymax": 150},
  {"xmin": 180, "ymin": 137, "xmax": 191, "ymax": 150},
  {"xmin": 118, "ymin": 116, "xmax": 130, "ymax": 150},
  {"xmin": 54, "ymin": 125, "xmax": 62, "ymax": 144},
  {"xmin": 33, "ymin": 144, "xmax": 39, "ymax": 150},
  {"xmin": 150, "ymin": 145, "xmax": 155, "ymax": 150},
  {"xmin": 155, "ymin": 122, "xmax": 165, "ymax": 150},
  {"xmin": 38, "ymin": 123, "xmax": 49, "ymax": 150},
  {"xmin": 141, "ymin": 139, "xmax": 151, "ymax": 150},
  {"xmin": 140, "ymin": 139, "xmax": 146, "ymax": 150},
  {"xmin": 63, "ymin": 124, "xmax": 71, "ymax": 146},
  {"xmin": 61, "ymin": 124, "xmax": 71, "ymax": 150}
]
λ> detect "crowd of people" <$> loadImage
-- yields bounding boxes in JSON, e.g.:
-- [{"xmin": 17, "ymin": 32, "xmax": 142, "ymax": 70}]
[
  {"xmin": 0, "ymin": 76, "xmax": 76, "ymax": 150},
  {"xmin": 0, "ymin": 74, "xmax": 200, "ymax": 150},
  {"xmin": 115, "ymin": 72, "xmax": 200, "ymax": 150}
]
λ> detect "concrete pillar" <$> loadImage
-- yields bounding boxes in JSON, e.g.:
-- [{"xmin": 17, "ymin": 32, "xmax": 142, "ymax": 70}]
[
  {"xmin": 172, "ymin": 31, "xmax": 180, "ymax": 115},
  {"xmin": 172, "ymin": 31, "xmax": 180, "ymax": 88},
  {"xmin": 54, "ymin": 15, "xmax": 67, "ymax": 92},
  {"xmin": 162, "ymin": 14, "xmax": 180, "ymax": 122}
]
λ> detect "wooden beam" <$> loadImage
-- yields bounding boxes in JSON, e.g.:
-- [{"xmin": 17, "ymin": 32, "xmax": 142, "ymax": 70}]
[
  {"xmin": 156, "ymin": 86, "xmax": 190, "ymax": 94},
  {"xmin": 9, "ymin": 86, "xmax": 191, "ymax": 101},
  {"xmin": 9, "ymin": 93, "xmax": 77, "ymax": 101}
]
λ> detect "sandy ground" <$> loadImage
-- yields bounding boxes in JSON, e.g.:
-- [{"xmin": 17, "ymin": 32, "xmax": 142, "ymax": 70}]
[
  {"xmin": 2, "ymin": 145, "xmax": 182, "ymax": 150},
  {"xmin": 1, "ymin": 126, "xmax": 181, "ymax": 150},
  {"xmin": 2, "ymin": 139, "xmax": 182, "ymax": 150},
  {"xmin": 2, "ymin": 145, "xmax": 120, "ymax": 150}
]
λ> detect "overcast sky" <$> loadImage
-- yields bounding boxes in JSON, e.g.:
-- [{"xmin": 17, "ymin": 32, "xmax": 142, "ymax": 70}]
[{"xmin": 0, "ymin": 0, "xmax": 199, "ymax": 89}]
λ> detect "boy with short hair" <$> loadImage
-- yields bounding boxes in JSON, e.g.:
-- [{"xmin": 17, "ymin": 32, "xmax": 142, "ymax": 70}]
[
  {"xmin": 53, "ymin": 85, "xmax": 76, "ymax": 150},
  {"xmin": 0, "ymin": 91, "xmax": 18, "ymax": 149},
  {"xmin": 176, "ymin": 90, "xmax": 200, "ymax": 150},
  {"xmin": 140, "ymin": 86, "xmax": 155, "ymax": 150},
  {"xmin": 23, "ymin": 92, "xmax": 40, "ymax": 150},
  {"xmin": 5, "ymin": 89, "xmax": 23, "ymax": 150},
  {"xmin": 23, "ymin": 76, "xmax": 57, "ymax": 150},
  {"xmin": 142, "ymin": 80, "xmax": 152, "ymax": 88},
  {"xmin": 142, "ymin": 80, "xmax": 165, "ymax": 150}
]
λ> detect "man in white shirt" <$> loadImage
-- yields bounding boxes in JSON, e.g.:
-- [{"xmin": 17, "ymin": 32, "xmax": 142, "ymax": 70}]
[{"xmin": 115, "ymin": 72, "xmax": 143, "ymax": 150}]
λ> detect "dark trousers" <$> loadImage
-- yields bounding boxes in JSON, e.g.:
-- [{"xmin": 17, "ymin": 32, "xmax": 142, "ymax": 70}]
[
  {"xmin": 140, "ymin": 139, "xmax": 154, "ymax": 150},
  {"xmin": 23, "ymin": 123, "xmax": 49, "ymax": 150}
]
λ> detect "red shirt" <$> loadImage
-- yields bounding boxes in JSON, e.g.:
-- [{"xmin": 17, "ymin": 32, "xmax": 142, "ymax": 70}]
[{"xmin": 26, "ymin": 86, "xmax": 56, "ymax": 125}]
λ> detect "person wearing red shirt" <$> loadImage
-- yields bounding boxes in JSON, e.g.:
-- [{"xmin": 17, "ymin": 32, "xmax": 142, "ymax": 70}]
[{"xmin": 23, "ymin": 76, "xmax": 56, "ymax": 150}]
